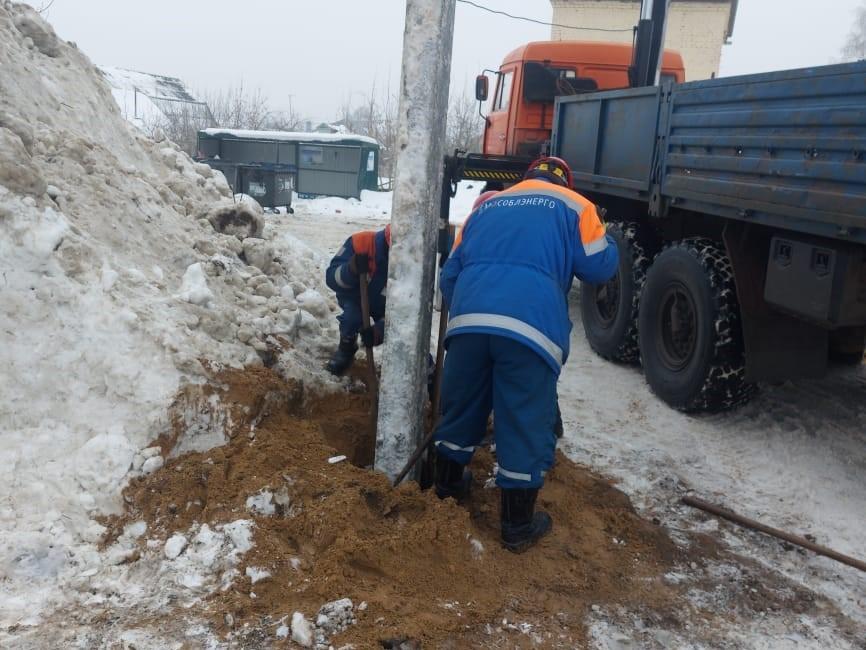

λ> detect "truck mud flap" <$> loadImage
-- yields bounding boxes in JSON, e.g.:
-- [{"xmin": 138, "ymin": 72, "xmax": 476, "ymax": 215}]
[{"xmin": 723, "ymin": 222, "xmax": 828, "ymax": 383}]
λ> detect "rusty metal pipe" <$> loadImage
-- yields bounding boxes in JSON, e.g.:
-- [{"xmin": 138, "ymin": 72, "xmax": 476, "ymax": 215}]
[{"xmin": 681, "ymin": 495, "xmax": 866, "ymax": 574}]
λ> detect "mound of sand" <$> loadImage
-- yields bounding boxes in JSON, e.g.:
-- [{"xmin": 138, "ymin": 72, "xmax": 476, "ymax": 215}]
[
  {"xmin": 87, "ymin": 367, "xmax": 841, "ymax": 648},
  {"xmin": 99, "ymin": 368, "xmax": 686, "ymax": 647}
]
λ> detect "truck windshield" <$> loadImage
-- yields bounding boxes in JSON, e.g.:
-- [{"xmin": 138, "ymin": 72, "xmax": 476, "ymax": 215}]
[{"xmin": 522, "ymin": 61, "xmax": 597, "ymax": 103}]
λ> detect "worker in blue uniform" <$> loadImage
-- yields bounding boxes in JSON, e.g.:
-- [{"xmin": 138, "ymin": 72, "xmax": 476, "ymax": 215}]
[
  {"xmin": 434, "ymin": 157, "xmax": 619, "ymax": 552},
  {"xmin": 324, "ymin": 224, "xmax": 391, "ymax": 375}
]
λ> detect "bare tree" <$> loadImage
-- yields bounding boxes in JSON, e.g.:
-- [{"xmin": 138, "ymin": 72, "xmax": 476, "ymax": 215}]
[
  {"xmin": 333, "ymin": 82, "xmax": 400, "ymax": 186},
  {"xmin": 375, "ymin": 89, "xmax": 400, "ymax": 185},
  {"xmin": 332, "ymin": 80, "xmax": 482, "ymax": 188},
  {"xmin": 842, "ymin": 3, "xmax": 866, "ymax": 61},
  {"xmin": 141, "ymin": 101, "xmax": 211, "ymax": 155},
  {"xmin": 445, "ymin": 88, "xmax": 484, "ymax": 154},
  {"xmin": 336, "ymin": 94, "xmax": 357, "ymax": 133},
  {"xmin": 262, "ymin": 97, "xmax": 304, "ymax": 132},
  {"xmin": 141, "ymin": 83, "xmax": 309, "ymax": 156},
  {"xmin": 203, "ymin": 82, "xmax": 271, "ymax": 130}
]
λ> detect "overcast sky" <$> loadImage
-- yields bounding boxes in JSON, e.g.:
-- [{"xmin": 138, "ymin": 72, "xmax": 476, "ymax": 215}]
[{"xmin": 25, "ymin": 0, "xmax": 864, "ymax": 121}]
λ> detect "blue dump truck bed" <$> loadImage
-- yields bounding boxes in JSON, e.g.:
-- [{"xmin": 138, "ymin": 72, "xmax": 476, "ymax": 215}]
[{"xmin": 552, "ymin": 61, "xmax": 866, "ymax": 244}]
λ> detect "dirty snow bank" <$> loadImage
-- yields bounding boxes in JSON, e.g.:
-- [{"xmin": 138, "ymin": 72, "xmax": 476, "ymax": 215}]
[
  {"xmin": 290, "ymin": 179, "xmax": 480, "ymax": 224},
  {"xmin": 292, "ymin": 189, "xmax": 393, "ymax": 220},
  {"xmin": 0, "ymin": 0, "xmax": 339, "ymax": 633}
]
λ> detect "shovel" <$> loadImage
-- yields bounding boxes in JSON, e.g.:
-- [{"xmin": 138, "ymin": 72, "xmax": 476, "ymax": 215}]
[{"xmin": 358, "ymin": 270, "xmax": 379, "ymax": 424}]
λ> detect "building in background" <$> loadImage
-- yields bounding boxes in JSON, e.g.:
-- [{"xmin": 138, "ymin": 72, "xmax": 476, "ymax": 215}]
[
  {"xmin": 196, "ymin": 129, "xmax": 381, "ymax": 205},
  {"xmin": 549, "ymin": 0, "xmax": 738, "ymax": 81},
  {"xmin": 100, "ymin": 66, "xmax": 215, "ymax": 152}
]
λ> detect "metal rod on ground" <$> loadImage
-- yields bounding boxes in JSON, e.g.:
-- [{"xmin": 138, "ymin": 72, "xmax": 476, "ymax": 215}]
[
  {"xmin": 358, "ymin": 271, "xmax": 379, "ymax": 418},
  {"xmin": 393, "ymin": 423, "xmax": 438, "ymax": 488},
  {"xmin": 681, "ymin": 495, "xmax": 866, "ymax": 574},
  {"xmin": 393, "ymin": 304, "xmax": 448, "ymax": 487}
]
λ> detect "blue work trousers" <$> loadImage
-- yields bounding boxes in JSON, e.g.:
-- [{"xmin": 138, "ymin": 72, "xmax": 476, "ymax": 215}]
[
  {"xmin": 336, "ymin": 291, "xmax": 385, "ymax": 339},
  {"xmin": 433, "ymin": 333, "xmax": 558, "ymax": 489}
]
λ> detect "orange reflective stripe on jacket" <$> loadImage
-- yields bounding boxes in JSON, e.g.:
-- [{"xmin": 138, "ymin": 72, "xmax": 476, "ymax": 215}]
[
  {"xmin": 578, "ymin": 202, "xmax": 607, "ymax": 255},
  {"xmin": 351, "ymin": 230, "xmax": 378, "ymax": 275},
  {"xmin": 498, "ymin": 179, "xmax": 608, "ymax": 255}
]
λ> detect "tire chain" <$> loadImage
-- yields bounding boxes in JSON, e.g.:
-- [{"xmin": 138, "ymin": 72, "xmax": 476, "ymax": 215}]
[
  {"xmin": 609, "ymin": 222, "xmax": 653, "ymax": 364},
  {"xmin": 664, "ymin": 237, "xmax": 757, "ymax": 412}
]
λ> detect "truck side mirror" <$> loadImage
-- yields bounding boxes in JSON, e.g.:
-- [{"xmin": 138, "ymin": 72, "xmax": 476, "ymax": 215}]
[{"xmin": 475, "ymin": 75, "xmax": 489, "ymax": 102}]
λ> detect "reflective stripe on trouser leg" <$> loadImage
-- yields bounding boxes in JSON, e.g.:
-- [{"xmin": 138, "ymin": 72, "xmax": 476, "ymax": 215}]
[
  {"xmin": 489, "ymin": 335, "xmax": 558, "ymax": 489},
  {"xmin": 432, "ymin": 333, "xmax": 493, "ymax": 466},
  {"xmin": 495, "ymin": 465, "xmax": 532, "ymax": 482}
]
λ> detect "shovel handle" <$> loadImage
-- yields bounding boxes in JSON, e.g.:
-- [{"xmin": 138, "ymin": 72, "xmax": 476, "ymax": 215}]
[{"xmin": 359, "ymin": 272, "xmax": 379, "ymax": 397}]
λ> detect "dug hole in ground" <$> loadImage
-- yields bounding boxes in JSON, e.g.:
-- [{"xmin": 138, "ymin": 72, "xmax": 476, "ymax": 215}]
[{"xmin": 1, "ymin": 2, "xmax": 865, "ymax": 648}]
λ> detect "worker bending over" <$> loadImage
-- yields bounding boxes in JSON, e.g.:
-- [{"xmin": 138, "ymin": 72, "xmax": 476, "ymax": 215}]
[
  {"xmin": 434, "ymin": 157, "xmax": 618, "ymax": 552},
  {"xmin": 324, "ymin": 224, "xmax": 391, "ymax": 375}
]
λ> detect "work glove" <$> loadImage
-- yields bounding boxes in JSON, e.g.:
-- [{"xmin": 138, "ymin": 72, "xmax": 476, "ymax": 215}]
[
  {"xmin": 360, "ymin": 320, "xmax": 384, "ymax": 348},
  {"xmin": 348, "ymin": 253, "xmax": 370, "ymax": 276}
]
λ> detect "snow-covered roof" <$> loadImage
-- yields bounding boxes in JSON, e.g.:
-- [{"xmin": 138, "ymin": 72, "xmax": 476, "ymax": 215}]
[
  {"xmin": 201, "ymin": 128, "xmax": 379, "ymax": 147},
  {"xmin": 99, "ymin": 66, "xmax": 211, "ymax": 127},
  {"xmin": 100, "ymin": 66, "xmax": 201, "ymax": 104},
  {"xmin": 314, "ymin": 122, "xmax": 350, "ymax": 134}
]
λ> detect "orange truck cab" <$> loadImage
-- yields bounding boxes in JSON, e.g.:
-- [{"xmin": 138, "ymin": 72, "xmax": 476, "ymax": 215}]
[{"xmin": 480, "ymin": 41, "xmax": 686, "ymax": 158}]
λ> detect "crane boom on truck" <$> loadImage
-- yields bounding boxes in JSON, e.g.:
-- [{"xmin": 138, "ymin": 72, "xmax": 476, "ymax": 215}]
[{"xmin": 438, "ymin": 0, "xmax": 866, "ymax": 412}]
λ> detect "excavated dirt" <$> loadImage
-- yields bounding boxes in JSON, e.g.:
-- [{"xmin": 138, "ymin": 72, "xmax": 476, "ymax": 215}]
[{"xmin": 103, "ymin": 367, "xmax": 845, "ymax": 648}]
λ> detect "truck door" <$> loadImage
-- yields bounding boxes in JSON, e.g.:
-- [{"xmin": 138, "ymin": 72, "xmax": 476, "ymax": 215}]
[{"xmin": 483, "ymin": 67, "xmax": 515, "ymax": 155}]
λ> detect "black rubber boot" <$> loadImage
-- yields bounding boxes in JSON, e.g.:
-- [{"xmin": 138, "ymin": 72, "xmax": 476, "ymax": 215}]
[
  {"xmin": 434, "ymin": 454, "xmax": 472, "ymax": 501},
  {"xmin": 501, "ymin": 488, "xmax": 552, "ymax": 553},
  {"xmin": 325, "ymin": 336, "xmax": 358, "ymax": 375}
]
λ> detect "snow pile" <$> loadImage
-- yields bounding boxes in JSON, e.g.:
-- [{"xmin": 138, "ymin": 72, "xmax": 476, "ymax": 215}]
[
  {"xmin": 288, "ymin": 598, "xmax": 356, "ymax": 649},
  {"xmin": 448, "ymin": 180, "xmax": 491, "ymax": 226},
  {"xmin": 291, "ymin": 180, "xmax": 481, "ymax": 224},
  {"xmin": 176, "ymin": 262, "xmax": 214, "ymax": 306},
  {"xmin": 0, "ymin": 1, "xmax": 338, "ymax": 633},
  {"xmin": 79, "ymin": 519, "xmax": 256, "ymax": 646},
  {"xmin": 102, "ymin": 520, "xmax": 254, "ymax": 593},
  {"xmin": 293, "ymin": 190, "xmax": 392, "ymax": 220}
]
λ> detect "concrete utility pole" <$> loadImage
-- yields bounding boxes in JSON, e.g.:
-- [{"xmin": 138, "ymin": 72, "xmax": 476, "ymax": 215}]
[{"xmin": 374, "ymin": 0, "xmax": 456, "ymax": 481}]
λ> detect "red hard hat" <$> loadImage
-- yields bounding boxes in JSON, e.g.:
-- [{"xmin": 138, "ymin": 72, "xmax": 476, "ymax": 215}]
[{"xmin": 525, "ymin": 156, "xmax": 573, "ymax": 188}]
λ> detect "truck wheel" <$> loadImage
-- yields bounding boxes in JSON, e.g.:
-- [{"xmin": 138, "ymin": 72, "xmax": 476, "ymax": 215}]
[
  {"xmin": 580, "ymin": 222, "xmax": 655, "ymax": 363},
  {"xmin": 638, "ymin": 238, "xmax": 755, "ymax": 412}
]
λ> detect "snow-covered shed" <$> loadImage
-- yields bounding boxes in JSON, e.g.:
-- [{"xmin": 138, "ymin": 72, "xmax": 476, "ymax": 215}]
[{"xmin": 196, "ymin": 128, "xmax": 381, "ymax": 204}]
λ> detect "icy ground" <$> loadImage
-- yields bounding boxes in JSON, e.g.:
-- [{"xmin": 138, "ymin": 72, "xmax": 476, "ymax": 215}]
[{"xmin": 279, "ymin": 189, "xmax": 866, "ymax": 648}]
